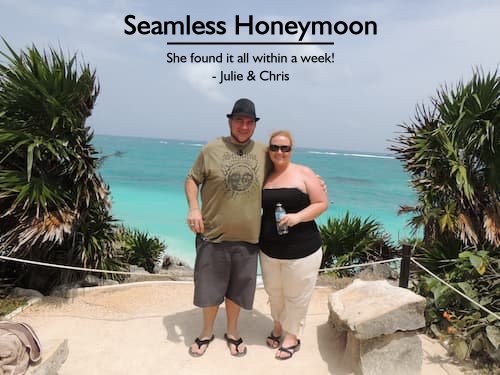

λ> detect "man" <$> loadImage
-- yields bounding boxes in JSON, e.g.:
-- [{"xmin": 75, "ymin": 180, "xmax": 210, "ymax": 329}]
[{"xmin": 185, "ymin": 98, "xmax": 269, "ymax": 357}]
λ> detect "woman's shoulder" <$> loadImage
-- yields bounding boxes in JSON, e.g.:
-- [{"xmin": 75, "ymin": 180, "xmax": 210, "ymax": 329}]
[{"xmin": 293, "ymin": 163, "xmax": 316, "ymax": 177}]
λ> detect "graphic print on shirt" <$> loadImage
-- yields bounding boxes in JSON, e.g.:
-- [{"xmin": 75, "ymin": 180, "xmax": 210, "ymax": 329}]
[{"xmin": 221, "ymin": 151, "xmax": 260, "ymax": 198}]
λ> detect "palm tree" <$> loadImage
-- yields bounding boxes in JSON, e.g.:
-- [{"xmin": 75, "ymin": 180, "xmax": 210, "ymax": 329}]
[
  {"xmin": 0, "ymin": 40, "xmax": 124, "ymax": 292},
  {"xmin": 391, "ymin": 69, "xmax": 500, "ymax": 248},
  {"xmin": 391, "ymin": 69, "xmax": 499, "ymax": 367}
]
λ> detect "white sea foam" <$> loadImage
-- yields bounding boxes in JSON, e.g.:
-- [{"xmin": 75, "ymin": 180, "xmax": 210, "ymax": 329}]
[
  {"xmin": 344, "ymin": 153, "xmax": 395, "ymax": 159},
  {"xmin": 307, "ymin": 151, "xmax": 339, "ymax": 155},
  {"xmin": 307, "ymin": 150, "xmax": 394, "ymax": 159},
  {"xmin": 178, "ymin": 141, "xmax": 203, "ymax": 147}
]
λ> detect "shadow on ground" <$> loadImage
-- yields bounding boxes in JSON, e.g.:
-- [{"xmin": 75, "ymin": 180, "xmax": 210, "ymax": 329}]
[{"xmin": 163, "ymin": 307, "xmax": 275, "ymax": 348}]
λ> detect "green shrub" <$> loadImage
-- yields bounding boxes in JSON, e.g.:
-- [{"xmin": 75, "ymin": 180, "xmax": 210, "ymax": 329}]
[
  {"xmin": 0, "ymin": 298, "xmax": 27, "ymax": 317},
  {"xmin": 118, "ymin": 227, "xmax": 166, "ymax": 273},
  {"xmin": 319, "ymin": 212, "xmax": 395, "ymax": 273},
  {"xmin": 414, "ymin": 245, "xmax": 499, "ymax": 366}
]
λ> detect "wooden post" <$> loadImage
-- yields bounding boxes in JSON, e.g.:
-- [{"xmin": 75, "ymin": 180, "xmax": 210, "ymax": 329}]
[
  {"xmin": 381, "ymin": 246, "xmax": 390, "ymax": 259},
  {"xmin": 399, "ymin": 245, "xmax": 411, "ymax": 288}
]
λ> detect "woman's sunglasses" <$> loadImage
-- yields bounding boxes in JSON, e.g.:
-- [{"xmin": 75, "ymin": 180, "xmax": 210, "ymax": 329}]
[{"xmin": 269, "ymin": 144, "xmax": 292, "ymax": 153}]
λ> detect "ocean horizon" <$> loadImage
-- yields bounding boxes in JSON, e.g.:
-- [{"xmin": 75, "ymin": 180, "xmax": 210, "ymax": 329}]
[{"xmin": 93, "ymin": 134, "xmax": 416, "ymax": 267}]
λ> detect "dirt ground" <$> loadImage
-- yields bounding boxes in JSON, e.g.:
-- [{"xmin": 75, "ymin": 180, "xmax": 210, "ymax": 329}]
[{"xmin": 10, "ymin": 281, "xmax": 475, "ymax": 375}]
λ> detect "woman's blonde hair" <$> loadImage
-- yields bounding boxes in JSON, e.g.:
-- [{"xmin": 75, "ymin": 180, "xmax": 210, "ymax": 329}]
[{"xmin": 269, "ymin": 130, "xmax": 294, "ymax": 148}]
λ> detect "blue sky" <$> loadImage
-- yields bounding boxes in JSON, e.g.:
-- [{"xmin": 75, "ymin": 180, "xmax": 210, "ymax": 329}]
[{"xmin": 1, "ymin": 0, "xmax": 499, "ymax": 152}]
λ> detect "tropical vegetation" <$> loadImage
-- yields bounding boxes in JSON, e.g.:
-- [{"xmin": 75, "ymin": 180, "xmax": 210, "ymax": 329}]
[
  {"xmin": 391, "ymin": 69, "xmax": 499, "ymax": 248},
  {"xmin": 391, "ymin": 69, "xmax": 499, "ymax": 367},
  {"xmin": 0, "ymin": 40, "xmax": 125, "ymax": 293},
  {"xmin": 118, "ymin": 226, "xmax": 165, "ymax": 273},
  {"xmin": 0, "ymin": 297, "xmax": 27, "ymax": 317},
  {"xmin": 415, "ymin": 247, "xmax": 499, "ymax": 364},
  {"xmin": 319, "ymin": 212, "xmax": 395, "ymax": 274}
]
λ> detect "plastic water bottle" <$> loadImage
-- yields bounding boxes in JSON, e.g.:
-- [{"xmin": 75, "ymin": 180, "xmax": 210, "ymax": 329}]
[{"xmin": 275, "ymin": 203, "xmax": 288, "ymax": 235}]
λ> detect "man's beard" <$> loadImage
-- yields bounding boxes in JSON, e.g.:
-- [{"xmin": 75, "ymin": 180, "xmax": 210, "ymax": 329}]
[{"xmin": 230, "ymin": 129, "xmax": 251, "ymax": 144}]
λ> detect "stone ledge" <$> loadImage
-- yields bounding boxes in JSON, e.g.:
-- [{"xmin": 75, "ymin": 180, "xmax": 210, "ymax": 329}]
[
  {"xmin": 26, "ymin": 338, "xmax": 68, "ymax": 375},
  {"xmin": 4, "ymin": 297, "xmax": 42, "ymax": 320}
]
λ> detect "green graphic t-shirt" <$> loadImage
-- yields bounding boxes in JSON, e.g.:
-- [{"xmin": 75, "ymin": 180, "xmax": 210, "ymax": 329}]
[{"xmin": 188, "ymin": 137, "xmax": 269, "ymax": 243}]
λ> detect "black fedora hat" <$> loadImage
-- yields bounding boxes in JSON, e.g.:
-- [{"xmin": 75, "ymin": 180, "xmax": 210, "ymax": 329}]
[{"xmin": 226, "ymin": 98, "xmax": 260, "ymax": 122}]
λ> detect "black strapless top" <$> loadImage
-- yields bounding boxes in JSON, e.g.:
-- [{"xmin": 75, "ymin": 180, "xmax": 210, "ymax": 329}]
[{"xmin": 259, "ymin": 188, "xmax": 322, "ymax": 259}]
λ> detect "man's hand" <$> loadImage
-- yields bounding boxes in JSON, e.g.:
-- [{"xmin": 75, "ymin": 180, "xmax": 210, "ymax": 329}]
[
  {"xmin": 187, "ymin": 208, "xmax": 204, "ymax": 233},
  {"xmin": 317, "ymin": 174, "xmax": 328, "ymax": 193}
]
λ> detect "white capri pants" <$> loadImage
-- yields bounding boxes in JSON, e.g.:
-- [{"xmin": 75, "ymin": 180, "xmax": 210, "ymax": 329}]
[{"xmin": 259, "ymin": 248, "xmax": 322, "ymax": 337}]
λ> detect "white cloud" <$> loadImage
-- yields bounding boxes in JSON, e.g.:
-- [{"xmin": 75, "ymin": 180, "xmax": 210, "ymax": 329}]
[{"xmin": 179, "ymin": 63, "xmax": 226, "ymax": 102}]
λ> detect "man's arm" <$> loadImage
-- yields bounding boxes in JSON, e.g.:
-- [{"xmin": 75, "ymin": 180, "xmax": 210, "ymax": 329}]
[{"xmin": 185, "ymin": 176, "xmax": 204, "ymax": 233}]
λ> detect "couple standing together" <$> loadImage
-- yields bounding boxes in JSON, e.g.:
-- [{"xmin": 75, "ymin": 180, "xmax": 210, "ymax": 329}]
[{"xmin": 185, "ymin": 98, "xmax": 328, "ymax": 360}]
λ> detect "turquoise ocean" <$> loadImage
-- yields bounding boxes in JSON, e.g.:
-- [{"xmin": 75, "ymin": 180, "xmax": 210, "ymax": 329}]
[{"xmin": 94, "ymin": 134, "xmax": 417, "ymax": 267}]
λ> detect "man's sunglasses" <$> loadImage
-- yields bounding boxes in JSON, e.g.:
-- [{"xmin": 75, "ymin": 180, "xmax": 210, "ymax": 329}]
[{"xmin": 269, "ymin": 144, "xmax": 292, "ymax": 153}]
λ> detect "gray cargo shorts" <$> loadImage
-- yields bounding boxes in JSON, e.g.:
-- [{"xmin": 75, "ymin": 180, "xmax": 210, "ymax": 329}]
[{"xmin": 193, "ymin": 234, "xmax": 259, "ymax": 310}]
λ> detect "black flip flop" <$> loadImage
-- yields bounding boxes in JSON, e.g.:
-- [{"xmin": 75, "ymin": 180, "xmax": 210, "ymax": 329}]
[
  {"xmin": 188, "ymin": 334, "xmax": 215, "ymax": 357},
  {"xmin": 276, "ymin": 339, "xmax": 301, "ymax": 360},
  {"xmin": 266, "ymin": 331, "xmax": 281, "ymax": 349},
  {"xmin": 224, "ymin": 333, "xmax": 247, "ymax": 357}
]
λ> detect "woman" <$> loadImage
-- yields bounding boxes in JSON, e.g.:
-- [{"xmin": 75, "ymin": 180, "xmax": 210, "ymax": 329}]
[{"xmin": 259, "ymin": 130, "xmax": 328, "ymax": 360}]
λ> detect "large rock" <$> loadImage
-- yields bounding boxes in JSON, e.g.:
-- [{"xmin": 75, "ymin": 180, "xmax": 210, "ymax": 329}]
[
  {"xmin": 328, "ymin": 279, "xmax": 426, "ymax": 375},
  {"xmin": 159, "ymin": 255, "xmax": 193, "ymax": 281},
  {"xmin": 346, "ymin": 331, "xmax": 423, "ymax": 375},
  {"xmin": 161, "ymin": 255, "xmax": 192, "ymax": 270},
  {"xmin": 328, "ymin": 279, "xmax": 426, "ymax": 340},
  {"xmin": 9, "ymin": 287, "xmax": 44, "ymax": 299},
  {"xmin": 80, "ymin": 274, "xmax": 119, "ymax": 287},
  {"xmin": 126, "ymin": 265, "xmax": 151, "ymax": 282},
  {"xmin": 158, "ymin": 268, "xmax": 194, "ymax": 281},
  {"xmin": 357, "ymin": 263, "xmax": 399, "ymax": 281},
  {"xmin": 50, "ymin": 282, "xmax": 81, "ymax": 298}
]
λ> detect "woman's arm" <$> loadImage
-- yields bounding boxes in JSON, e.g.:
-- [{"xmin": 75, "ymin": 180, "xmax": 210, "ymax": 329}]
[{"xmin": 281, "ymin": 165, "xmax": 329, "ymax": 227}]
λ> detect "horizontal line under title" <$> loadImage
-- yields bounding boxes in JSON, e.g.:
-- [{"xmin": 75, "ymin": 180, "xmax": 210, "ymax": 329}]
[
  {"xmin": 166, "ymin": 42, "xmax": 335, "ymax": 45},
  {"xmin": 124, "ymin": 15, "xmax": 377, "ymax": 42}
]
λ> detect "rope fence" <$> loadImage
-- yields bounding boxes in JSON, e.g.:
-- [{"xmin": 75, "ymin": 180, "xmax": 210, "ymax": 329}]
[
  {"xmin": 0, "ymin": 255, "xmax": 401, "ymax": 276},
  {"xmin": 411, "ymin": 258, "xmax": 499, "ymax": 321},
  {"xmin": 1, "ymin": 247, "xmax": 498, "ymax": 321},
  {"xmin": 318, "ymin": 258, "xmax": 401, "ymax": 273},
  {"xmin": 0, "ymin": 255, "xmax": 149, "ymax": 276}
]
